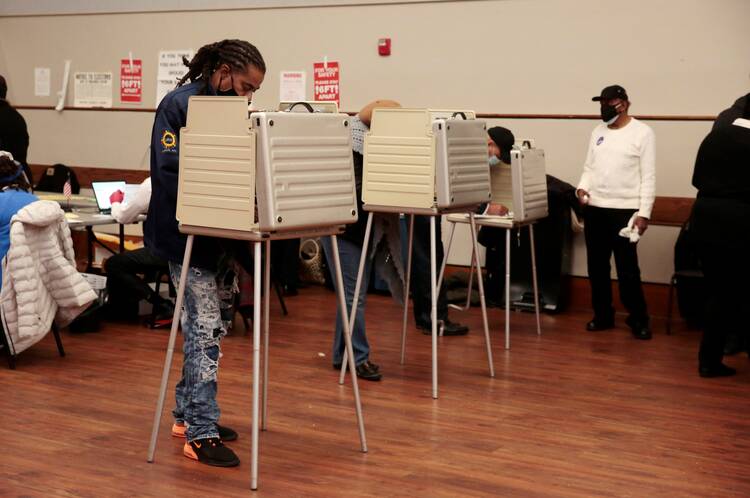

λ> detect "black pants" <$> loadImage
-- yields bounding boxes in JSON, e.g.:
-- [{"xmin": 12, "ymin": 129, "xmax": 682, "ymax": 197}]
[
  {"xmin": 271, "ymin": 239, "xmax": 300, "ymax": 291},
  {"xmin": 692, "ymin": 197, "xmax": 750, "ymax": 368},
  {"xmin": 105, "ymin": 247, "xmax": 169, "ymax": 318},
  {"xmin": 410, "ymin": 215, "xmax": 449, "ymax": 325},
  {"xmin": 583, "ymin": 206, "xmax": 648, "ymax": 323}
]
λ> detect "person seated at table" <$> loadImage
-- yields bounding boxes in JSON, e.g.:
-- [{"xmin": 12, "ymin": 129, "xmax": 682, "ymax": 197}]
[
  {"xmin": 0, "ymin": 154, "xmax": 37, "ymax": 276},
  {"xmin": 103, "ymin": 177, "xmax": 173, "ymax": 321},
  {"xmin": 478, "ymin": 127, "xmax": 580, "ymax": 306}
]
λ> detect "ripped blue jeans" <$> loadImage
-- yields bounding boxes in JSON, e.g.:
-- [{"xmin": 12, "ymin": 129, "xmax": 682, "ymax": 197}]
[{"xmin": 170, "ymin": 262, "xmax": 235, "ymax": 442}]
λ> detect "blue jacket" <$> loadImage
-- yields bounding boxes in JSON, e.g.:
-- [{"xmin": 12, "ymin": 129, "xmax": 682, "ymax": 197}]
[
  {"xmin": 145, "ymin": 80, "xmax": 229, "ymax": 270},
  {"xmin": 0, "ymin": 189, "xmax": 37, "ymax": 283}
]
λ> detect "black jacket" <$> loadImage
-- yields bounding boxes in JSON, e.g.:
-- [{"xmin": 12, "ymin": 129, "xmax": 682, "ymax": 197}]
[
  {"xmin": 0, "ymin": 100, "xmax": 32, "ymax": 182},
  {"xmin": 144, "ymin": 80, "xmax": 241, "ymax": 271}
]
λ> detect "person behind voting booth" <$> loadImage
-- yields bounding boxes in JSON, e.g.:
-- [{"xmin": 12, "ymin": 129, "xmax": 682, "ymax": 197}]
[
  {"xmin": 576, "ymin": 85, "xmax": 655, "ymax": 340},
  {"xmin": 145, "ymin": 39, "xmax": 265, "ymax": 468},
  {"xmin": 103, "ymin": 178, "xmax": 174, "ymax": 321},
  {"xmin": 690, "ymin": 93, "xmax": 750, "ymax": 378},
  {"xmin": 320, "ymin": 100, "xmax": 401, "ymax": 382}
]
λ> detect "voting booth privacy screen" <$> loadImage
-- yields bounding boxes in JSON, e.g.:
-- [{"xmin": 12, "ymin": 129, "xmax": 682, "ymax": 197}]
[
  {"xmin": 489, "ymin": 146, "xmax": 548, "ymax": 223},
  {"xmin": 176, "ymin": 96, "xmax": 358, "ymax": 233},
  {"xmin": 362, "ymin": 108, "xmax": 491, "ymax": 210}
]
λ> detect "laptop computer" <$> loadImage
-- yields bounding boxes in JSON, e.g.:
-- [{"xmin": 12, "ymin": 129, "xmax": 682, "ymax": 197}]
[{"xmin": 91, "ymin": 181, "xmax": 126, "ymax": 214}]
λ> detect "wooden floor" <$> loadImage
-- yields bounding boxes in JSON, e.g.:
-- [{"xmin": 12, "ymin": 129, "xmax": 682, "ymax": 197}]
[{"xmin": 2, "ymin": 285, "xmax": 749, "ymax": 497}]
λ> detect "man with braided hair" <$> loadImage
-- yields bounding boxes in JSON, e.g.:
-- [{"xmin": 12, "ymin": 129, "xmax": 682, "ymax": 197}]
[{"xmin": 145, "ymin": 39, "xmax": 265, "ymax": 467}]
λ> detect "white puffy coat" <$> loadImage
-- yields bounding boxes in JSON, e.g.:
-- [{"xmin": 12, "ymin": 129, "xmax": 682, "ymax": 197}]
[{"xmin": 1, "ymin": 200, "xmax": 96, "ymax": 354}]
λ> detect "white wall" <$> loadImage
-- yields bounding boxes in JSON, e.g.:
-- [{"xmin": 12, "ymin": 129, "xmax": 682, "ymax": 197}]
[{"xmin": 1, "ymin": 0, "xmax": 748, "ymax": 282}]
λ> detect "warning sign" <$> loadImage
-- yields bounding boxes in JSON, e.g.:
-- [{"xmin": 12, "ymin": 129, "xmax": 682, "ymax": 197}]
[
  {"xmin": 313, "ymin": 61, "xmax": 339, "ymax": 105},
  {"xmin": 120, "ymin": 59, "xmax": 142, "ymax": 104}
]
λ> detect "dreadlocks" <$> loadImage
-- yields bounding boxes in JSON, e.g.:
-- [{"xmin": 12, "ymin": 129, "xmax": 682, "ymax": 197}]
[{"xmin": 177, "ymin": 39, "xmax": 266, "ymax": 92}]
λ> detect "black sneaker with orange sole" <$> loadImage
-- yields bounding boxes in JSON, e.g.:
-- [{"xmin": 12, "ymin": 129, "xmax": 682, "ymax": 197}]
[{"xmin": 183, "ymin": 437, "xmax": 240, "ymax": 467}]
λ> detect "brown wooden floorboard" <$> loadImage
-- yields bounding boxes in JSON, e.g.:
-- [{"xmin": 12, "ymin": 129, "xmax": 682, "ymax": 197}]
[{"xmin": 1, "ymin": 285, "xmax": 749, "ymax": 497}]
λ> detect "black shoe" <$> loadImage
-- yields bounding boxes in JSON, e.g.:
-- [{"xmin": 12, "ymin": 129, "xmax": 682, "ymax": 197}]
[
  {"xmin": 625, "ymin": 316, "xmax": 652, "ymax": 340},
  {"xmin": 631, "ymin": 325, "xmax": 652, "ymax": 340},
  {"xmin": 332, "ymin": 360, "xmax": 380, "ymax": 372},
  {"xmin": 417, "ymin": 319, "xmax": 469, "ymax": 336},
  {"xmin": 183, "ymin": 437, "xmax": 240, "ymax": 467},
  {"xmin": 699, "ymin": 363, "xmax": 737, "ymax": 378},
  {"xmin": 585, "ymin": 318, "xmax": 614, "ymax": 331},
  {"xmin": 355, "ymin": 360, "xmax": 382, "ymax": 381}
]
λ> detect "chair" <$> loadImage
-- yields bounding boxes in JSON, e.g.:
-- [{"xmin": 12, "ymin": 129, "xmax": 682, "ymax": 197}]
[
  {"xmin": 34, "ymin": 163, "xmax": 81, "ymax": 194},
  {"xmin": 1, "ymin": 322, "xmax": 65, "ymax": 370},
  {"xmin": 666, "ymin": 269, "xmax": 704, "ymax": 335},
  {"xmin": 147, "ymin": 268, "xmax": 176, "ymax": 329}
]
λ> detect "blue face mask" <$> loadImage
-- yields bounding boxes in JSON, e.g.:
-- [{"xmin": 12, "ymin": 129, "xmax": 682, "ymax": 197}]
[{"xmin": 488, "ymin": 155, "xmax": 501, "ymax": 166}]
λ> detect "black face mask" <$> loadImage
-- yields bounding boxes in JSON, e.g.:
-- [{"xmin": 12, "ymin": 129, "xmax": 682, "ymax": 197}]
[
  {"xmin": 217, "ymin": 74, "xmax": 237, "ymax": 97},
  {"xmin": 600, "ymin": 104, "xmax": 619, "ymax": 124}
]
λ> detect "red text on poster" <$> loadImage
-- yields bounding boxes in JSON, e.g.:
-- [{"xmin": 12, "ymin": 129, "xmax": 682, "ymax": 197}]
[
  {"xmin": 313, "ymin": 62, "xmax": 340, "ymax": 105},
  {"xmin": 120, "ymin": 59, "xmax": 143, "ymax": 104}
]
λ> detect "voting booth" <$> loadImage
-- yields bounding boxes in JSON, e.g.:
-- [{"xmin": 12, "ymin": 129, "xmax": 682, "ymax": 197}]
[
  {"xmin": 445, "ymin": 141, "xmax": 550, "ymax": 349},
  {"xmin": 337, "ymin": 108, "xmax": 493, "ymax": 400},
  {"xmin": 176, "ymin": 97, "xmax": 357, "ymax": 234},
  {"xmin": 363, "ymin": 108, "xmax": 491, "ymax": 210},
  {"xmin": 488, "ymin": 145, "xmax": 548, "ymax": 223},
  {"xmin": 149, "ymin": 97, "xmax": 367, "ymax": 491}
]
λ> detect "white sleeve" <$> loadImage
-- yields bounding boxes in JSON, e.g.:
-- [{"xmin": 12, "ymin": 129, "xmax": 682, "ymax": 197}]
[
  {"xmin": 637, "ymin": 128, "xmax": 656, "ymax": 219},
  {"xmin": 111, "ymin": 178, "xmax": 151, "ymax": 224},
  {"xmin": 577, "ymin": 131, "xmax": 596, "ymax": 192}
]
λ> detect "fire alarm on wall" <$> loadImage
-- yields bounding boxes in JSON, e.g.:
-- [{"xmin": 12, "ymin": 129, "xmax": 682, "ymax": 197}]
[{"xmin": 378, "ymin": 38, "xmax": 391, "ymax": 56}]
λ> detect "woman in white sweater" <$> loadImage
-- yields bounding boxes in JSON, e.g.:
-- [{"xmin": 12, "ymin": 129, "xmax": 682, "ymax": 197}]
[{"xmin": 576, "ymin": 85, "xmax": 655, "ymax": 340}]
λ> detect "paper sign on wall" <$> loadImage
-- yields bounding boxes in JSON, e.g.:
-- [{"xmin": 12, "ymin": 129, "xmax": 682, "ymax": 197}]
[
  {"xmin": 156, "ymin": 49, "xmax": 194, "ymax": 107},
  {"xmin": 279, "ymin": 71, "xmax": 306, "ymax": 102},
  {"xmin": 120, "ymin": 59, "xmax": 142, "ymax": 104},
  {"xmin": 74, "ymin": 72, "xmax": 112, "ymax": 108},
  {"xmin": 34, "ymin": 67, "xmax": 50, "ymax": 97},
  {"xmin": 313, "ymin": 62, "xmax": 339, "ymax": 105}
]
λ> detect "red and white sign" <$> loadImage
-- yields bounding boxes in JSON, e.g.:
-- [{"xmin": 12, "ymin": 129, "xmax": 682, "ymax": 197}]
[
  {"xmin": 120, "ymin": 59, "xmax": 142, "ymax": 104},
  {"xmin": 313, "ymin": 61, "xmax": 339, "ymax": 105}
]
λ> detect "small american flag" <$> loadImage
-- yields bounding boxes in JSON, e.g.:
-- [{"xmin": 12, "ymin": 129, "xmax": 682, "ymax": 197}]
[{"xmin": 63, "ymin": 173, "xmax": 72, "ymax": 200}]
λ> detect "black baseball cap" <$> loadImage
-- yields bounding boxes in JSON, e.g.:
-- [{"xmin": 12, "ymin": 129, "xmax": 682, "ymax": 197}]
[
  {"xmin": 487, "ymin": 126, "xmax": 515, "ymax": 164},
  {"xmin": 592, "ymin": 85, "xmax": 628, "ymax": 102}
]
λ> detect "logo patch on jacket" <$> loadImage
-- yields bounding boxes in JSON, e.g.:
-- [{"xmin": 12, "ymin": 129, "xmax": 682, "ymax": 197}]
[
  {"xmin": 161, "ymin": 130, "xmax": 177, "ymax": 152},
  {"xmin": 596, "ymin": 136, "xmax": 604, "ymax": 146}
]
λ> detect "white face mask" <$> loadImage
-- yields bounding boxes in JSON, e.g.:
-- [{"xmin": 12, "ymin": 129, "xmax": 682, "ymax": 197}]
[{"xmin": 488, "ymin": 155, "xmax": 500, "ymax": 166}]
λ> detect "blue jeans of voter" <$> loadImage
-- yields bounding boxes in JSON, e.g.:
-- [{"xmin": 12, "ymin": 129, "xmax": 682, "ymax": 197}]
[
  {"xmin": 169, "ymin": 261, "xmax": 234, "ymax": 442},
  {"xmin": 321, "ymin": 236, "xmax": 372, "ymax": 366}
]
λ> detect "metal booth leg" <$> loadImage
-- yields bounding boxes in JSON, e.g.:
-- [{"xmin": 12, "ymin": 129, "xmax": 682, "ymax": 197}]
[
  {"xmin": 147, "ymin": 234, "xmax": 194, "ymax": 463},
  {"xmin": 339, "ymin": 212, "xmax": 374, "ymax": 384},
  {"xmin": 330, "ymin": 235, "xmax": 368, "ymax": 453},
  {"xmin": 400, "ymin": 214, "xmax": 415, "ymax": 365},
  {"xmin": 430, "ymin": 216, "xmax": 438, "ymax": 399},
  {"xmin": 529, "ymin": 224, "xmax": 542, "ymax": 336},
  {"xmin": 469, "ymin": 214, "xmax": 494, "ymax": 377},
  {"xmin": 262, "ymin": 240, "xmax": 271, "ymax": 431},
  {"xmin": 251, "ymin": 241, "xmax": 262, "ymax": 489},
  {"xmin": 505, "ymin": 228, "xmax": 511, "ymax": 350},
  {"xmin": 442, "ymin": 220, "xmax": 474, "ymax": 313}
]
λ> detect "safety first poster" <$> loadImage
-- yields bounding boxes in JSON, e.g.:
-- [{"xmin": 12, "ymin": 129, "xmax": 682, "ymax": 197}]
[
  {"xmin": 313, "ymin": 61, "xmax": 339, "ymax": 105},
  {"xmin": 120, "ymin": 59, "xmax": 142, "ymax": 104}
]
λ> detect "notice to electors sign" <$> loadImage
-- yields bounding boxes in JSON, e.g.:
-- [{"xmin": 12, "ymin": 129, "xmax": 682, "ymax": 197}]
[
  {"xmin": 313, "ymin": 62, "xmax": 339, "ymax": 105},
  {"xmin": 74, "ymin": 72, "xmax": 113, "ymax": 108},
  {"xmin": 120, "ymin": 59, "xmax": 142, "ymax": 104}
]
